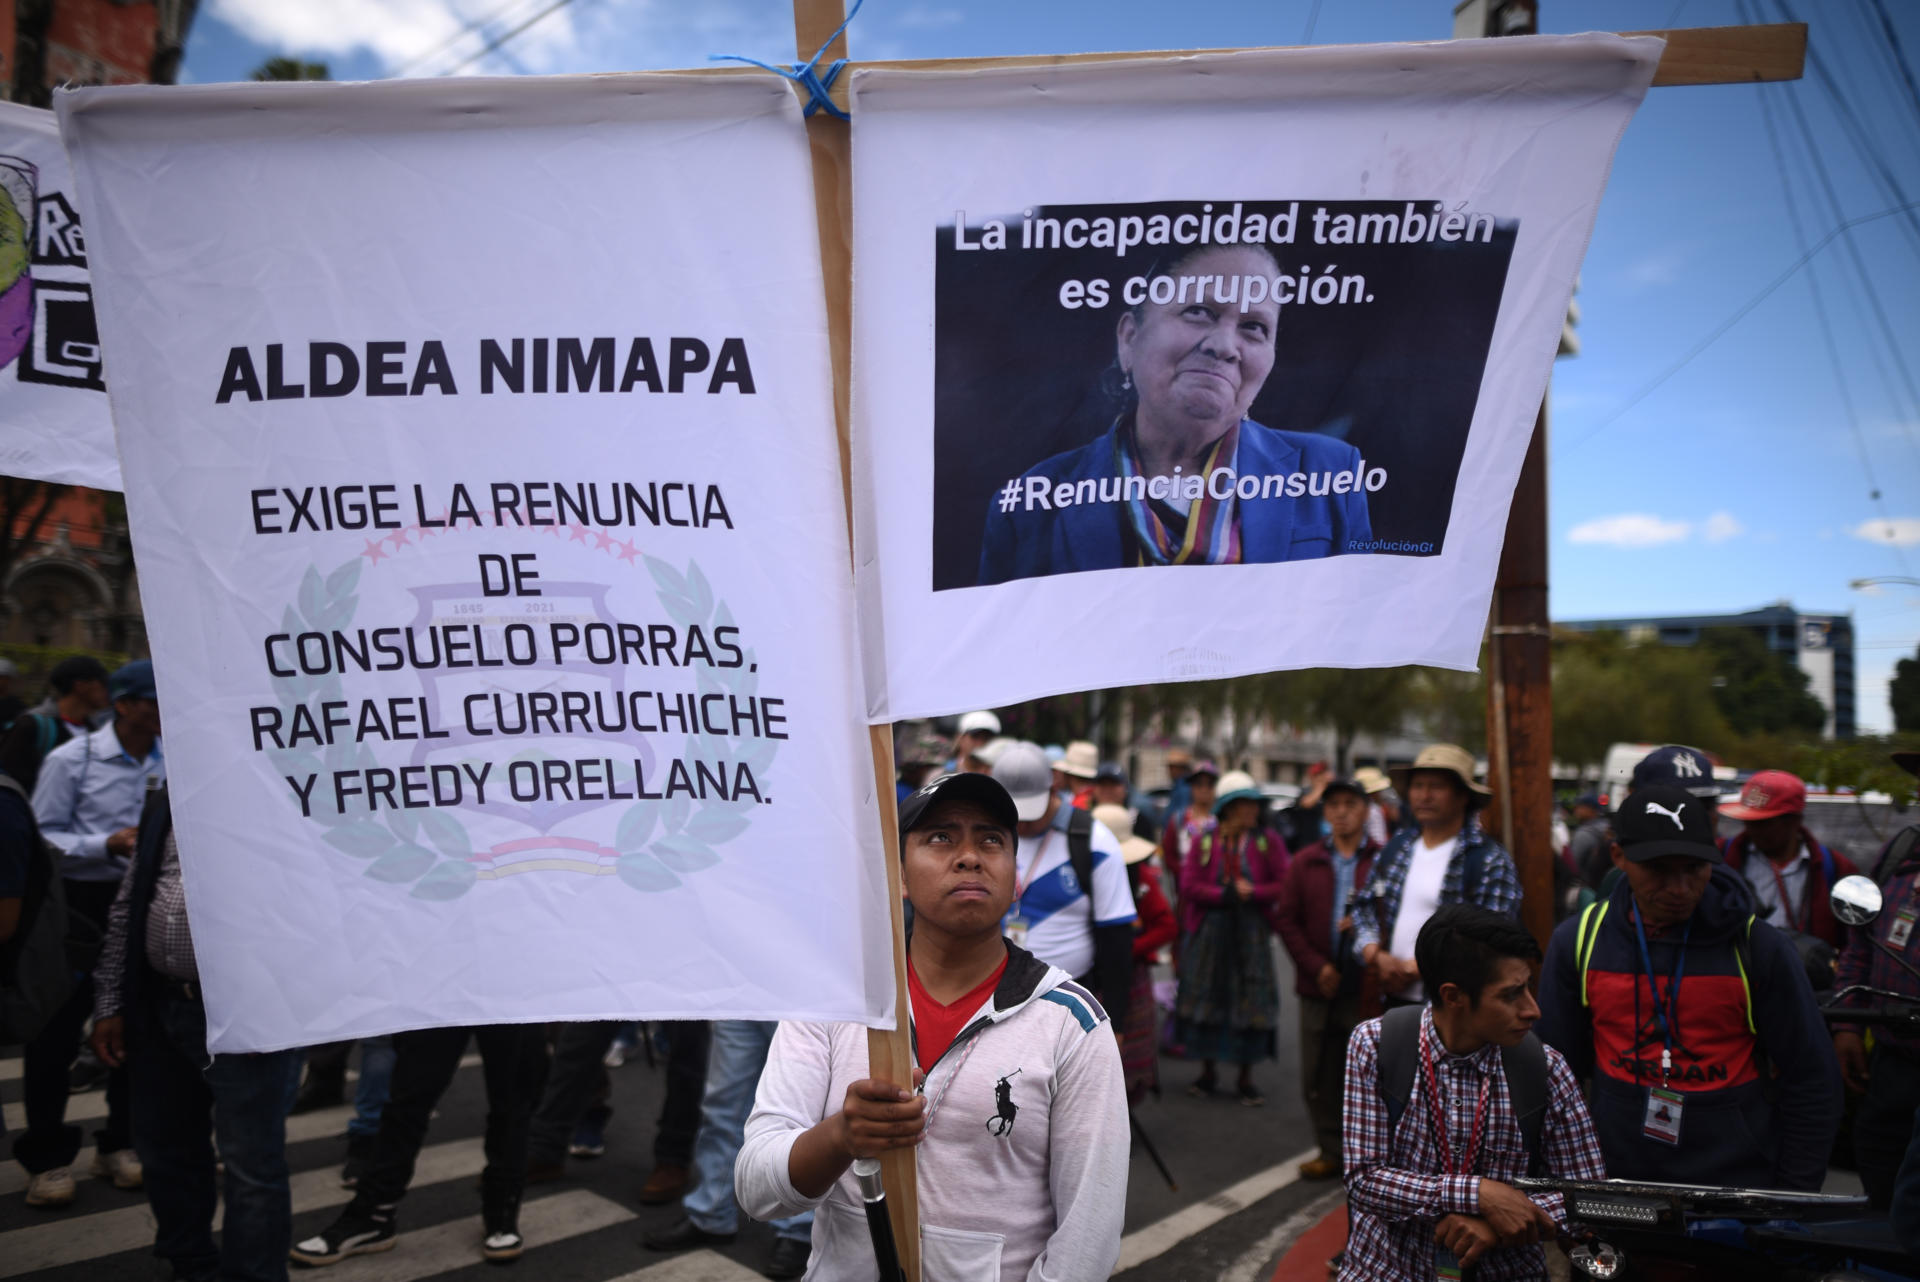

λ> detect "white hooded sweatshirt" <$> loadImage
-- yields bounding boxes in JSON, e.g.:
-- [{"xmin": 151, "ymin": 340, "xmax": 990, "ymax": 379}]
[{"xmin": 736, "ymin": 943, "xmax": 1129, "ymax": 1281}]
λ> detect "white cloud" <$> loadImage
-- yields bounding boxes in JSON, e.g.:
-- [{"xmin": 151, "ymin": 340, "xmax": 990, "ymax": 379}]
[
  {"xmin": 1624, "ymin": 249, "xmax": 1685, "ymax": 290},
  {"xmin": 1567, "ymin": 513, "xmax": 1692, "ymax": 548},
  {"xmin": 1852, "ymin": 517, "xmax": 1920, "ymax": 548},
  {"xmin": 897, "ymin": 7, "xmax": 965, "ymax": 28},
  {"xmin": 1701, "ymin": 511, "xmax": 1743, "ymax": 543},
  {"xmin": 208, "ymin": 0, "xmax": 592, "ymax": 74}
]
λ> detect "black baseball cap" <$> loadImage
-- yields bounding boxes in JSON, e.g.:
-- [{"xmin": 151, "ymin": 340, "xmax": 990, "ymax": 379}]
[
  {"xmin": 1094, "ymin": 761, "xmax": 1127, "ymax": 785},
  {"xmin": 1321, "ymin": 777, "xmax": 1369, "ymax": 803},
  {"xmin": 1630, "ymin": 745, "xmax": 1719, "ymax": 801},
  {"xmin": 897, "ymin": 772, "xmax": 1019, "ymax": 847},
  {"xmin": 1613, "ymin": 785, "xmax": 1722, "ymax": 863}
]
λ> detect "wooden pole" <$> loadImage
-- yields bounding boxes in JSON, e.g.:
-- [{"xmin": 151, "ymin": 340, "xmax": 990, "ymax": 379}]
[
  {"xmin": 789, "ymin": 3, "xmax": 920, "ymax": 1278},
  {"xmin": 1484, "ymin": 401, "xmax": 1556, "ymax": 952}
]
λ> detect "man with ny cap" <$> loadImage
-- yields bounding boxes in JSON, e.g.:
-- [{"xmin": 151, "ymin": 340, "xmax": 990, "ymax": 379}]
[
  {"xmin": 1537, "ymin": 785, "xmax": 1841, "ymax": 1189},
  {"xmin": 736, "ymin": 770, "xmax": 1129, "ymax": 1280},
  {"xmin": 992, "ymin": 741, "xmax": 1136, "ymax": 1030}
]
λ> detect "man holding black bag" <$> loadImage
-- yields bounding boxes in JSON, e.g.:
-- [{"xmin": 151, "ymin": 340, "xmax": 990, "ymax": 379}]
[{"xmin": 1276, "ymin": 777, "xmax": 1379, "ymax": 1179}]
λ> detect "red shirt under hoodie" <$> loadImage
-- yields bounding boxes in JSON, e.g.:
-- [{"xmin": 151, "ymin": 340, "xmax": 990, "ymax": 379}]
[{"xmin": 910, "ymin": 953, "xmax": 1008, "ymax": 1068}]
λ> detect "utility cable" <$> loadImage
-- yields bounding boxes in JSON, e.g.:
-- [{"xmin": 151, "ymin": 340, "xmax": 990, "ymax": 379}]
[
  {"xmin": 390, "ymin": 0, "xmax": 542, "ymax": 78},
  {"xmin": 439, "ymin": 0, "xmax": 579, "ymax": 77},
  {"xmin": 1564, "ymin": 201, "xmax": 1920, "ymax": 450},
  {"xmin": 1865, "ymin": 0, "xmax": 1920, "ymax": 131}
]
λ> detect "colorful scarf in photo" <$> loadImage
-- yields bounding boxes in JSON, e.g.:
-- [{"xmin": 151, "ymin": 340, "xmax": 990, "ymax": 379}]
[{"xmin": 1113, "ymin": 418, "xmax": 1243, "ymax": 567}]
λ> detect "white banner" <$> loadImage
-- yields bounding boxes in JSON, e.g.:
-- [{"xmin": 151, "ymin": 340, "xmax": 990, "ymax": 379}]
[
  {"xmin": 0, "ymin": 102, "xmax": 117, "ymax": 490},
  {"xmin": 849, "ymin": 35, "xmax": 1659, "ymax": 720},
  {"xmin": 60, "ymin": 76, "xmax": 893, "ymax": 1052}
]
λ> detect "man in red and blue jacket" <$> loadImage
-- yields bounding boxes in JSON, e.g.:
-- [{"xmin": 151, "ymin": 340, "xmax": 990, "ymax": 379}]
[
  {"xmin": 1718, "ymin": 769, "xmax": 1858, "ymax": 951},
  {"xmin": 1537, "ymin": 785, "xmax": 1841, "ymax": 1190}
]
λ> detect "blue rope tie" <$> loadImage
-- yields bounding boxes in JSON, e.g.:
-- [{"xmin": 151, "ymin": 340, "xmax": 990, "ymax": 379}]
[{"xmin": 710, "ymin": 0, "xmax": 863, "ymax": 120}]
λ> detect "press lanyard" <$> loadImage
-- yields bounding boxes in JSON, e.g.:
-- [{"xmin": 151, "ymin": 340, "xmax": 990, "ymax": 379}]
[
  {"xmin": 1631, "ymin": 907, "xmax": 1691, "ymax": 1086},
  {"xmin": 1762, "ymin": 845, "xmax": 1808, "ymax": 932},
  {"xmin": 1013, "ymin": 830, "xmax": 1056, "ymax": 903},
  {"xmin": 1419, "ymin": 1025, "xmax": 1491, "ymax": 1176}
]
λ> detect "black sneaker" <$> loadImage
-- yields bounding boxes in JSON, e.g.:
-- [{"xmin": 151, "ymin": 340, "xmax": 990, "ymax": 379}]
[
  {"xmin": 290, "ymin": 1207, "xmax": 396, "ymax": 1267},
  {"xmin": 483, "ymin": 1192, "xmax": 524, "ymax": 1263},
  {"xmin": 482, "ymin": 1221, "xmax": 524, "ymax": 1263}
]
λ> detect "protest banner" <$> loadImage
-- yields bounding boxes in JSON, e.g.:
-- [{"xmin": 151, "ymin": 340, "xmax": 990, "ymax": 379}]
[
  {"xmin": 57, "ymin": 75, "xmax": 894, "ymax": 1053},
  {"xmin": 847, "ymin": 35, "xmax": 1662, "ymax": 720},
  {"xmin": 0, "ymin": 101, "xmax": 116, "ymax": 490}
]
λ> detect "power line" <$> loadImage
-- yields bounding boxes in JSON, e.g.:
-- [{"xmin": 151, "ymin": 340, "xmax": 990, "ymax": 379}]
[
  {"xmin": 1300, "ymin": 0, "xmax": 1323, "ymax": 45},
  {"xmin": 439, "ymin": 0, "xmax": 580, "ymax": 77},
  {"xmin": 1771, "ymin": 0, "xmax": 1920, "ymax": 257},
  {"xmin": 1564, "ymin": 200, "xmax": 1920, "ymax": 449},
  {"xmin": 1754, "ymin": 79, "xmax": 1910, "ymax": 574},
  {"xmin": 1865, "ymin": 0, "xmax": 1920, "ymax": 129},
  {"xmin": 390, "ymin": 0, "xmax": 542, "ymax": 78}
]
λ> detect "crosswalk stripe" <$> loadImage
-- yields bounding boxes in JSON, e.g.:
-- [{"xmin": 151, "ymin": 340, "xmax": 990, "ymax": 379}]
[
  {"xmin": 297, "ymin": 1189, "xmax": 634, "ymax": 1281},
  {"xmin": 0, "ymin": 1100, "xmax": 360, "ymax": 1194},
  {"xmin": 0, "ymin": 1051, "xmax": 483, "ymax": 1187},
  {"xmin": 606, "ymin": 1251, "xmax": 770, "ymax": 1281},
  {"xmin": 0, "ymin": 1136, "xmax": 486, "ymax": 1277},
  {"xmin": 1, "ymin": 1055, "xmax": 18, "ymax": 1085}
]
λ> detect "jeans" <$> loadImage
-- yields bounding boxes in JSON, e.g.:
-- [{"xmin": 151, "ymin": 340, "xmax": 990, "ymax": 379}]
[
  {"xmin": 127, "ymin": 982, "xmax": 303, "ymax": 1281},
  {"xmin": 684, "ymin": 1020, "xmax": 811, "ymax": 1241},
  {"xmin": 348, "ymin": 1036, "xmax": 395, "ymax": 1138},
  {"xmin": 350, "ymin": 1024, "xmax": 549, "ymax": 1220},
  {"xmin": 1297, "ymin": 991, "xmax": 1362, "ymax": 1162},
  {"xmin": 527, "ymin": 1021, "xmax": 708, "ymax": 1167},
  {"xmin": 12, "ymin": 878, "xmax": 131, "ymax": 1173},
  {"xmin": 1857, "ymin": 1045, "xmax": 1920, "ymax": 1209}
]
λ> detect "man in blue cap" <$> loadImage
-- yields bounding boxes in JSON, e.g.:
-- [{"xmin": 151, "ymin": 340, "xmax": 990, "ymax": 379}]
[{"xmin": 16, "ymin": 659, "xmax": 164, "ymax": 1207}]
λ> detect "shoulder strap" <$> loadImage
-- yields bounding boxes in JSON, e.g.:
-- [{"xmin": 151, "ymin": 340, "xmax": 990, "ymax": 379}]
[
  {"xmin": 33, "ymin": 714, "xmax": 58, "ymax": 760},
  {"xmin": 1876, "ymin": 826, "xmax": 1920, "ymax": 887},
  {"xmin": 1462, "ymin": 837, "xmax": 1486, "ymax": 904},
  {"xmin": 1731, "ymin": 915, "xmax": 1757, "ymax": 1034},
  {"xmin": 1065, "ymin": 806, "xmax": 1096, "ymax": 905},
  {"xmin": 1575, "ymin": 901, "xmax": 1610, "ymax": 1007},
  {"xmin": 0, "ymin": 774, "xmax": 26, "ymax": 803},
  {"xmin": 1376, "ymin": 1004, "xmax": 1425, "ymax": 1136},
  {"xmin": 1500, "ymin": 1033, "xmax": 1551, "ymax": 1175}
]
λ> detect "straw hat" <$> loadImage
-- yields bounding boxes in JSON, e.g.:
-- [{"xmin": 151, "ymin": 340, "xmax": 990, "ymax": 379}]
[
  {"xmin": 1093, "ymin": 804, "xmax": 1157, "ymax": 865},
  {"xmin": 1389, "ymin": 744, "xmax": 1491, "ymax": 803},
  {"xmin": 1212, "ymin": 770, "xmax": 1264, "ymax": 815},
  {"xmin": 1058, "ymin": 740, "xmax": 1100, "ymax": 780},
  {"xmin": 1353, "ymin": 766, "xmax": 1393, "ymax": 795}
]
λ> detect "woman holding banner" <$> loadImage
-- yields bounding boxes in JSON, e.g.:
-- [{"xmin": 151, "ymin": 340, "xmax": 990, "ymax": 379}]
[
  {"xmin": 1172, "ymin": 770, "xmax": 1286, "ymax": 1105},
  {"xmin": 978, "ymin": 242, "xmax": 1373, "ymax": 584}
]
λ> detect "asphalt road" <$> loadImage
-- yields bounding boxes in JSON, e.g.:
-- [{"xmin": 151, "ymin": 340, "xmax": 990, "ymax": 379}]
[{"xmin": 1, "ymin": 943, "xmax": 1335, "ymax": 1280}]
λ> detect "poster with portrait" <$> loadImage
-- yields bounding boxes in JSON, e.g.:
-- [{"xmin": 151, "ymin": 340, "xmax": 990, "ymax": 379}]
[
  {"xmin": 0, "ymin": 102, "xmax": 116, "ymax": 490},
  {"xmin": 849, "ymin": 35, "xmax": 1660, "ymax": 720},
  {"xmin": 59, "ymin": 76, "xmax": 893, "ymax": 1052}
]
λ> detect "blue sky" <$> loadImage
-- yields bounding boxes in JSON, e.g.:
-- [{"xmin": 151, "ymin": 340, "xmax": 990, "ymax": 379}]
[{"xmin": 180, "ymin": 0, "xmax": 1920, "ymax": 731}]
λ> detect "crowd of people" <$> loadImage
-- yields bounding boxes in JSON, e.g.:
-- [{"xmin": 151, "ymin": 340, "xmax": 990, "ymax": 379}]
[{"xmin": 2, "ymin": 670, "xmax": 1919, "ymax": 1281}]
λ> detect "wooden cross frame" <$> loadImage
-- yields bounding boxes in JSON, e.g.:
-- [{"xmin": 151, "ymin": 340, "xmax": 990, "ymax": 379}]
[{"xmin": 785, "ymin": 6, "xmax": 1806, "ymax": 1276}]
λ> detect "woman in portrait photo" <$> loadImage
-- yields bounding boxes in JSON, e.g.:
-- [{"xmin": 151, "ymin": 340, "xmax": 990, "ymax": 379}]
[{"xmin": 978, "ymin": 241, "xmax": 1372, "ymax": 584}]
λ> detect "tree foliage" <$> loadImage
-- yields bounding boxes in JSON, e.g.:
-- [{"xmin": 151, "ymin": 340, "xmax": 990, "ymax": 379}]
[
  {"xmin": 251, "ymin": 57, "xmax": 330, "ymax": 81},
  {"xmin": 1696, "ymin": 627, "xmax": 1828, "ymax": 737},
  {"xmin": 1552, "ymin": 631, "xmax": 1733, "ymax": 769},
  {"xmin": 1893, "ymin": 646, "xmax": 1920, "ymax": 734}
]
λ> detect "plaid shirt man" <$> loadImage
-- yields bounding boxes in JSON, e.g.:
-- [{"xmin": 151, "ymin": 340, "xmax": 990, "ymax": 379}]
[
  {"xmin": 1343, "ymin": 1007, "xmax": 1606, "ymax": 1282},
  {"xmin": 1350, "ymin": 814, "xmax": 1524, "ymax": 959}
]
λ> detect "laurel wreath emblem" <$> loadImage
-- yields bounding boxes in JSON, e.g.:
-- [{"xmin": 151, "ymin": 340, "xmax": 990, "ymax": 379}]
[{"xmin": 268, "ymin": 551, "xmax": 775, "ymax": 901}]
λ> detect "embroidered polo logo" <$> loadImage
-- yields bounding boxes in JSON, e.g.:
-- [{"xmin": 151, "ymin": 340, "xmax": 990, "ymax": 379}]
[{"xmin": 986, "ymin": 1069, "xmax": 1022, "ymax": 1138}]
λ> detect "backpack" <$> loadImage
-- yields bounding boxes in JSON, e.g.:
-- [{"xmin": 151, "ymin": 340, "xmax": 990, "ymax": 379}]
[
  {"xmin": 0, "ymin": 774, "xmax": 77, "ymax": 1045},
  {"xmin": 1063, "ymin": 806, "xmax": 1096, "ymax": 907},
  {"xmin": 1375, "ymin": 1004, "xmax": 1551, "ymax": 1176}
]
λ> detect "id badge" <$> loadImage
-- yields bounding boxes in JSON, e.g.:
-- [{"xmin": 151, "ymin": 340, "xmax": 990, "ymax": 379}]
[
  {"xmin": 1889, "ymin": 907, "xmax": 1916, "ymax": 950},
  {"xmin": 1642, "ymin": 1086, "xmax": 1684, "ymax": 1145},
  {"xmin": 1433, "ymin": 1245, "xmax": 1463, "ymax": 1281},
  {"xmin": 1005, "ymin": 915, "xmax": 1030, "ymax": 950}
]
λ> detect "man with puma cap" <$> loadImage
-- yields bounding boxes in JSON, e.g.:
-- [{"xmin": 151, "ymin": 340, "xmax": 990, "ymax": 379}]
[{"xmin": 1537, "ymin": 784, "xmax": 1841, "ymax": 1189}]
